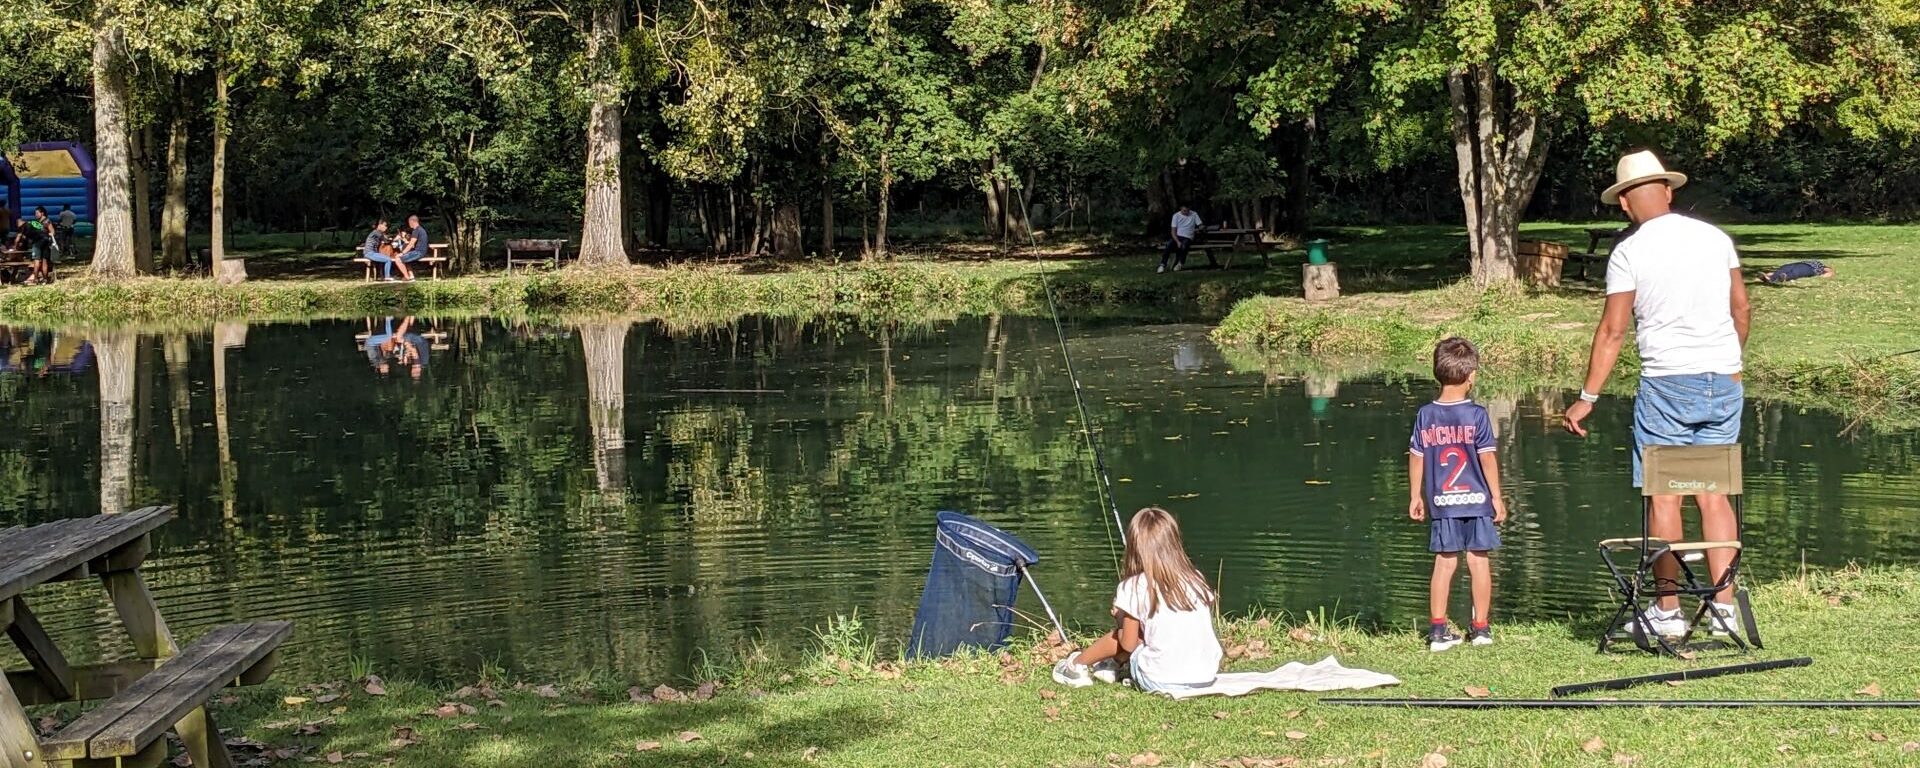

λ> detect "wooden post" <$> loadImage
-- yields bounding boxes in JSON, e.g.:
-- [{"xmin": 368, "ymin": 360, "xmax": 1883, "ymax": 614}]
[
  {"xmin": 5, "ymin": 600, "xmax": 75, "ymax": 703},
  {"xmin": 0, "ymin": 671, "xmax": 45, "ymax": 768},
  {"xmin": 1303, "ymin": 262, "xmax": 1341, "ymax": 301}
]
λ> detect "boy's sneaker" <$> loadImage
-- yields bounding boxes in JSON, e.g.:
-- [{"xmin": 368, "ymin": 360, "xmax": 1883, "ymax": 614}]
[
  {"xmin": 1156, "ymin": 265, "xmax": 1167, "ymax": 274},
  {"xmin": 1050, "ymin": 653, "xmax": 1093, "ymax": 688},
  {"xmin": 1089, "ymin": 659, "xmax": 1120, "ymax": 684},
  {"xmin": 1468, "ymin": 625, "xmax": 1494, "ymax": 646},
  {"xmin": 1428, "ymin": 624, "xmax": 1463, "ymax": 652},
  {"xmin": 1707, "ymin": 602, "xmax": 1742, "ymax": 637},
  {"xmin": 1619, "ymin": 606, "xmax": 1686, "ymax": 638}
]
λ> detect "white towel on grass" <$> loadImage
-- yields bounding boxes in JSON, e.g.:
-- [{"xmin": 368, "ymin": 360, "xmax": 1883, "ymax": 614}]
[{"xmin": 1158, "ymin": 656, "xmax": 1400, "ymax": 699}]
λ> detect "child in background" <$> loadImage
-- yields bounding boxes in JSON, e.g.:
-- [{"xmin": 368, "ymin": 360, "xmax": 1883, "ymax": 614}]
[
  {"xmin": 1408, "ymin": 337, "xmax": 1507, "ymax": 651},
  {"xmin": 1053, "ymin": 507, "xmax": 1222, "ymax": 693}
]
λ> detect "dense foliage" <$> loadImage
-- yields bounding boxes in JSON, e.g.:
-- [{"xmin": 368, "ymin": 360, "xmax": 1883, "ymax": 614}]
[{"xmin": 3, "ymin": 0, "xmax": 1917, "ymax": 279}]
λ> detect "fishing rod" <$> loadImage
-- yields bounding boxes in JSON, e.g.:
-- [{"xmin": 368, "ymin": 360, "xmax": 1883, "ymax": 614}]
[
  {"xmin": 1323, "ymin": 697, "xmax": 1920, "ymax": 710},
  {"xmin": 1013, "ymin": 186, "xmax": 1127, "ymax": 550}
]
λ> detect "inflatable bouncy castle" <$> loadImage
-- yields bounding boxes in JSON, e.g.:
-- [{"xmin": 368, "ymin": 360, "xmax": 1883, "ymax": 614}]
[{"xmin": 1, "ymin": 142, "xmax": 97, "ymax": 232}]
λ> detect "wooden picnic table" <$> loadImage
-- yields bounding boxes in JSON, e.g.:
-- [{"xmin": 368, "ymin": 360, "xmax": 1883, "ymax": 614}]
[
  {"xmin": 505, "ymin": 239, "xmax": 568, "ymax": 274},
  {"xmin": 1573, "ymin": 227, "xmax": 1628, "ymax": 281},
  {"xmin": 0, "ymin": 506, "xmax": 291, "ymax": 768},
  {"xmin": 1202, "ymin": 227, "xmax": 1274, "ymax": 269}
]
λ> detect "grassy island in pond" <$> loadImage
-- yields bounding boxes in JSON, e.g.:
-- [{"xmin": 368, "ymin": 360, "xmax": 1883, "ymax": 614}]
[{"xmin": 94, "ymin": 567, "xmax": 1920, "ymax": 767}]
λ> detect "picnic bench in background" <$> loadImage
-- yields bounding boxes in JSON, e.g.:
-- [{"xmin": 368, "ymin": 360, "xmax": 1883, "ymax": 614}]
[
  {"xmin": 1575, "ymin": 227, "xmax": 1627, "ymax": 281},
  {"xmin": 0, "ymin": 249, "xmax": 30, "ymax": 284},
  {"xmin": 0, "ymin": 506, "xmax": 291, "ymax": 768},
  {"xmin": 504, "ymin": 239, "xmax": 568, "ymax": 274},
  {"xmin": 1205, "ymin": 227, "xmax": 1276, "ymax": 269},
  {"xmin": 352, "ymin": 243, "xmax": 451, "ymax": 281}
]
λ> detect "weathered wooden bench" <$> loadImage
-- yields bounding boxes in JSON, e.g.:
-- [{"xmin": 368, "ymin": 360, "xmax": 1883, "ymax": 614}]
[
  {"xmin": 0, "ymin": 507, "xmax": 292, "ymax": 768},
  {"xmin": 39, "ymin": 622, "xmax": 291, "ymax": 767},
  {"xmin": 505, "ymin": 238, "xmax": 568, "ymax": 274}
]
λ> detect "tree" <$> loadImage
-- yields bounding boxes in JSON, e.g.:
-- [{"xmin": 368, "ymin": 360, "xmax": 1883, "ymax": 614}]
[
  {"xmin": 88, "ymin": 0, "xmax": 138, "ymax": 278},
  {"xmin": 1365, "ymin": 0, "xmax": 1920, "ymax": 284},
  {"xmin": 96, "ymin": 330, "xmax": 137, "ymax": 513},
  {"xmin": 576, "ymin": 0, "xmax": 626, "ymax": 266},
  {"xmin": 580, "ymin": 322, "xmax": 628, "ymax": 493}
]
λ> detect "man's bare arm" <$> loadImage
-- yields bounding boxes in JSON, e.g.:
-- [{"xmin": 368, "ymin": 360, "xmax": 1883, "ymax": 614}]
[{"xmin": 1729, "ymin": 267, "xmax": 1750, "ymax": 348}]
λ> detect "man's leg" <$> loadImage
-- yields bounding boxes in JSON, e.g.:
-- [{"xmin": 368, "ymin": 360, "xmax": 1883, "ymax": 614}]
[
  {"xmin": 1697, "ymin": 493, "xmax": 1738, "ymax": 603},
  {"xmin": 1159, "ymin": 238, "xmax": 1176, "ymax": 269},
  {"xmin": 1175, "ymin": 237, "xmax": 1191, "ymax": 269},
  {"xmin": 1648, "ymin": 495, "xmax": 1685, "ymax": 613}
]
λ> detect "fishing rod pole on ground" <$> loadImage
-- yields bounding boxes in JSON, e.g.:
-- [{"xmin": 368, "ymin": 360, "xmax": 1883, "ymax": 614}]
[{"xmin": 1013, "ymin": 186, "xmax": 1127, "ymax": 553}]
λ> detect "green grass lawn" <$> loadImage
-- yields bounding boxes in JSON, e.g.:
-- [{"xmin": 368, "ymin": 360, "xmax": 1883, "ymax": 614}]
[{"xmin": 96, "ymin": 567, "xmax": 1920, "ymax": 767}]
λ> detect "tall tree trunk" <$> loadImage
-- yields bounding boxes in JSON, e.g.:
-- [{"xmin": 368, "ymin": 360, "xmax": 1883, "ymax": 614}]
[
  {"xmin": 97, "ymin": 330, "xmax": 136, "ymax": 514},
  {"xmin": 132, "ymin": 126, "xmax": 153, "ymax": 273},
  {"xmin": 450, "ymin": 213, "xmax": 482, "ymax": 273},
  {"xmin": 772, "ymin": 202, "xmax": 802, "ymax": 259},
  {"xmin": 212, "ymin": 68, "xmax": 246, "ymax": 283},
  {"xmin": 872, "ymin": 149, "xmax": 891, "ymax": 260},
  {"xmin": 578, "ymin": 0, "xmax": 626, "ymax": 266},
  {"xmin": 820, "ymin": 171, "xmax": 834, "ymax": 258},
  {"xmin": 1001, "ymin": 158, "xmax": 1031, "ymax": 242},
  {"xmin": 1144, "ymin": 166, "xmax": 1171, "ymax": 237},
  {"xmin": 581, "ymin": 322, "xmax": 627, "ymax": 494},
  {"xmin": 983, "ymin": 157, "xmax": 1004, "ymax": 239},
  {"xmin": 162, "ymin": 111, "xmax": 189, "ymax": 270},
  {"xmin": 1448, "ymin": 64, "xmax": 1547, "ymax": 286},
  {"xmin": 88, "ymin": 2, "xmax": 136, "ymax": 278}
]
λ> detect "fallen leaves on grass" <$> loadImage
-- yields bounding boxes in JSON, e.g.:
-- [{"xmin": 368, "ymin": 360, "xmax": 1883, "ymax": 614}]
[
  {"xmin": 1868, "ymin": 732, "xmax": 1889, "ymax": 742},
  {"xmin": 535, "ymin": 684, "xmax": 562, "ymax": 699},
  {"xmin": 636, "ymin": 741, "xmax": 661, "ymax": 752},
  {"xmin": 1130, "ymin": 752, "xmax": 1163, "ymax": 766},
  {"xmin": 1612, "ymin": 753, "xmax": 1639, "ymax": 766},
  {"xmin": 676, "ymin": 731, "xmax": 703, "ymax": 743},
  {"xmin": 1463, "ymin": 686, "xmax": 1491, "ymax": 698},
  {"xmin": 1857, "ymin": 682, "xmax": 1884, "ymax": 697},
  {"xmin": 1419, "ymin": 753, "xmax": 1448, "ymax": 768},
  {"xmin": 693, "ymin": 681, "xmax": 719, "ymax": 701},
  {"xmin": 1216, "ymin": 758, "xmax": 1298, "ymax": 768},
  {"xmin": 1213, "ymin": 711, "xmax": 1230, "ymax": 720},
  {"xmin": 1039, "ymin": 689, "xmax": 1057, "ymax": 700},
  {"xmin": 628, "ymin": 686, "xmax": 651, "ymax": 703},
  {"xmin": 803, "ymin": 746, "xmax": 821, "ymax": 761},
  {"xmin": 1901, "ymin": 741, "xmax": 1920, "ymax": 753},
  {"xmin": 1288, "ymin": 628, "xmax": 1317, "ymax": 644},
  {"xmin": 325, "ymin": 751, "xmax": 344, "ymax": 764},
  {"xmin": 363, "ymin": 675, "xmax": 387, "ymax": 696},
  {"xmin": 1284, "ymin": 730, "xmax": 1308, "ymax": 741},
  {"xmin": 1581, "ymin": 737, "xmax": 1606, "ymax": 754},
  {"xmin": 282, "ymin": 696, "xmax": 310, "ymax": 707},
  {"xmin": 1043, "ymin": 706, "xmax": 1061, "ymax": 722}
]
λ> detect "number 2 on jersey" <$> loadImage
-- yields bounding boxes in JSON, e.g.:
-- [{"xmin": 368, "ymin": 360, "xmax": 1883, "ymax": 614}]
[{"xmin": 1437, "ymin": 446, "xmax": 1471, "ymax": 493}]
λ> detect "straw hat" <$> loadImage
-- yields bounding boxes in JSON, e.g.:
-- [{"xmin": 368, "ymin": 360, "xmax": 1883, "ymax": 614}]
[{"xmin": 1600, "ymin": 150, "xmax": 1688, "ymax": 205}]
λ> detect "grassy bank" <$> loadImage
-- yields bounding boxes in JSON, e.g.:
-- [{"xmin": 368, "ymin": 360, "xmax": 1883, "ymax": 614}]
[
  {"xmin": 69, "ymin": 567, "xmax": 1920, "ymax": 767},
  {"xmin": 1213, "ymin": 223, "xmax": 1920, "ymax": 423},
  {"xmin": 0, "ymin": 250, "xmax": 1310, "ymax": 328}
]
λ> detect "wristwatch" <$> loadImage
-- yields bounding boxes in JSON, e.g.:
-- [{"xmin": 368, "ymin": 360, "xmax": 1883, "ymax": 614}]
[{"xmin": 1578, "ymin": 390, "xmax": 1600, "ymax": 403}]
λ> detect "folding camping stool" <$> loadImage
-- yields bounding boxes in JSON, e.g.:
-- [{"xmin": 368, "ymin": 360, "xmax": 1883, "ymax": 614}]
[{"xmin": 1598, "ymin": 444, "xmax": 1763, "ymax": 655}]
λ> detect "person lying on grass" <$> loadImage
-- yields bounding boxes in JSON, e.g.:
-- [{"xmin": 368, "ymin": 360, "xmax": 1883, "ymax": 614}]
[
  {"xmin": 1759, "ymin": 260, "xmax": 1835, "ymax": 285},
  {"xmin": 1053, "ymin": 506, "xmax": 1222, "ymax": 693}
]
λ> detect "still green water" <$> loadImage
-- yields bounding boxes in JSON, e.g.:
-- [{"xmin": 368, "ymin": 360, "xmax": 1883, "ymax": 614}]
[{"xmin": 0, "ymin": 316, "xmax": 1915, "ymax": 685}]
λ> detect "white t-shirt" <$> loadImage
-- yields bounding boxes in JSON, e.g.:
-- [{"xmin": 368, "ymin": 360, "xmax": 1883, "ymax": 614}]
[
  {"xmin": 1113, "ymin": 574, "xmax": 1222, "ymax": 685},
  {"xmin": 1604, "ymin": 213, "xmax": 1744, "ymax": 377},
  {"xmin": 1171, "ymin": 211, "xmax": 1201, "ymax": 239}
]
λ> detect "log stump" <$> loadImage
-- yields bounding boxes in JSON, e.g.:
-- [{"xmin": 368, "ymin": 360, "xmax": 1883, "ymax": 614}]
[{"xmin": 1303, "ymin": 262, "xmax": 1340, "ymax": 301}]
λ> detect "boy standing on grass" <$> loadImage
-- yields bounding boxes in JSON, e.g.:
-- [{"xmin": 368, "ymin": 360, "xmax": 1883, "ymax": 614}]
[{"xmin": 1408, "ymin": 337, "xmax": 1507, "ymax": 651}]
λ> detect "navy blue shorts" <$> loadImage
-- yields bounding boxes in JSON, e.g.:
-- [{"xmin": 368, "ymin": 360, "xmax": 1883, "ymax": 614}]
[{"xmin": 1430, "ymin": 517, "xmax": 1500, "ymax": 553}]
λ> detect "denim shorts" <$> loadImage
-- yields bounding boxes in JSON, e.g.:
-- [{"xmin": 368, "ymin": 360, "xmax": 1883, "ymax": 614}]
[
  {"xmin": 1129, "ymin": 656, "xmax": 1213, "ymax": 695},
  {"xmin": 1632, "ymin": 373, "xmax": 1743, "ymax": 487},
  {"xmin": 1429, "ymin": 517, "xmax": 1500, "ymax": 553}
]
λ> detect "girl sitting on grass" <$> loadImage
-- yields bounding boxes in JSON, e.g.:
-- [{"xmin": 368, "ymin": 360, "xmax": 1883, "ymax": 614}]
[{"xmin": 1053, "ymin": 506, "xmax": 1222, "ymax": 693}]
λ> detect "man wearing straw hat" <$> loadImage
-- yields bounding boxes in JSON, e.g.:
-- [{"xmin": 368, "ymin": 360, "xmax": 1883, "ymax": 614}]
[{"xmin": 1563, "ymin": 150, "xmax": 1752, "ymax": 638}]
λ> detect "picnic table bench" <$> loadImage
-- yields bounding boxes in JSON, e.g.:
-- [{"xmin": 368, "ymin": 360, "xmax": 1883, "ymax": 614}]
[
  {"xmin": 352, "ymin": 243, "xmax": 451, "ymax": 281},
  {"xmin": 1205, "ymin": 227, "xmax": 1275, "ymax": 269},
  {"xmin": 1572, "ymin": 227, "xmax": 1627, "ymax": 280},
  {"xmin": 505, "ymin": 239, "xmax": 568, "ymax": 274},
  {"xmin": 0, "ymin": 506, "xmax": 291, "ymax": 768}
]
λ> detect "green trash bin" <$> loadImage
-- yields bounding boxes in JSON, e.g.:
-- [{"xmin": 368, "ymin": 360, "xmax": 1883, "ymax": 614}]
[{"xmin": 1306, "ymin": 239, "xmax": 1330, "ymax": 265}]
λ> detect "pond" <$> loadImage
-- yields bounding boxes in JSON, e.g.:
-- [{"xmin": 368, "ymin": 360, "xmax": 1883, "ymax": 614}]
[{"xmin": 1, "ymin": 316, "xmax": 1916, "ymax": 685}]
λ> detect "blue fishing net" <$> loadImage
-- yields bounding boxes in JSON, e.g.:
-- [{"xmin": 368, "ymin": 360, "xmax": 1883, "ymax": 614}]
[{"xmin": 907, "ymin": 511, "xmax": 1041, "ymax": 659}]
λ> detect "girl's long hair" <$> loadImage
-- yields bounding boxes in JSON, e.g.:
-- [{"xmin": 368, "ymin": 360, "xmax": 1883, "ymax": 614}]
[{"xmin": 1121, "ymin": 507, "xmax": 1215, "ymax": 617}]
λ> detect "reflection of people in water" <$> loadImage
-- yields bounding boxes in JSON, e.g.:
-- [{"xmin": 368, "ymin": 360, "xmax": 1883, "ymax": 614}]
[
  {"xmin": 0, "ymin": 329, "xmax": 94, "ymax": 375},
  {"xmin": 364, "ymin": 317, "xmax": 429, "ymax": 380}
]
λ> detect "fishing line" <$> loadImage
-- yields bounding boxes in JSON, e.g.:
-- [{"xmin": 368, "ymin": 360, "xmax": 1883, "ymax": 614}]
[{"xmin": 1013, "ymin": 185, "xmax": 1127, "ymax": 554}]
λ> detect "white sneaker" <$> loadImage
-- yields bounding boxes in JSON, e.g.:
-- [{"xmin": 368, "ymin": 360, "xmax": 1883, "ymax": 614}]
[
  {"xmin": 1620, "ymin": 607, "xmax": 1686, "ymax": 638},
  {"xmin": 1156, "ymin": 265, "xmax": 1166, "ymax": 274},
  {"xmin": 1051, "ymin": 653, "xmax": 1093, "ymax": 688},
  {"xmin": 1089, "ymin": 659, "xmax": 1120, "ymax": 684},
  {"xmin": 1173, "ymin": 264, "xmax": 1183, "ymax": 272},
  {"xmin": 1708, "ymin": 602, "xmax": 1741, "ymax": 637}
]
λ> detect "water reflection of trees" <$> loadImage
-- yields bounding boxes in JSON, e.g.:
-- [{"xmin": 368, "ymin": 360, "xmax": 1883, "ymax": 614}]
[{"xmin": 2, "ymin": 317, "xmax": 1918, "ymax": 683}]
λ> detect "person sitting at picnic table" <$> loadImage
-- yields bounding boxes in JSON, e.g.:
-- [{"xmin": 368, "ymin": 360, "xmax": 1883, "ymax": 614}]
[
  {"xmin": 394, "ymin": 214, "xmax": 430, "ymax": 271},
  {"xmin": 360, "ymin": 218, "xmax": 417, "ymax": 282},
  {"xmin": 1759, "ymin": 260, "xmax": 1834, "ymax": 285},
  {"xmin": 1158, "ymin": 205, "xmax": 1203, "ymax": 273}
]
